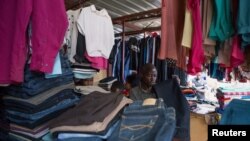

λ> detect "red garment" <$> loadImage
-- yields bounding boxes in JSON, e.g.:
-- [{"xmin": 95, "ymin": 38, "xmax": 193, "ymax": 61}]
[
  {"xmin": 187, "ymin": 0, "xmax": 204, "ymax": 74},
  {"xmin": 230, "ymin": 36, "xmax": 244, "ymax": 67},
  {"xmin": 0, "ymin": 0, "xmax": 68, "ymax": 84}
]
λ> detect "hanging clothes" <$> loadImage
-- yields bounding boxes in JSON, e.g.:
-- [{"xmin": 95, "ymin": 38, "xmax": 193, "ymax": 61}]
[
  {"xmin": 77, "ymin": 5, "xmax": 114, "ymax": 59},
  {"xmin": 202, "ymin": 0, "xmax": 216, "ymax": 58},
  {"xmin": 158, "ymin": 0, "xmax": 178, "ymax": 60},
  {"xmin": 208, "ymin": 0, "xmax": 234, "ymax": 41},
  {"xmin": 187, "ymin": 0, "xmax": 204, "ymax": 74},
  {"xmin": 0, "ymin": 0, "xmax": 68, "ymax": 84},
  {"xmin": 237, "ymin": 0, "xmax": 250, "ymax": 47},
  {"xmin": 181, "ymin": 5, "xmax": 193, "ymax": 48},
  {"xmin": 65, "ymin": 9, "xmax": 81, "ymax": 63}
]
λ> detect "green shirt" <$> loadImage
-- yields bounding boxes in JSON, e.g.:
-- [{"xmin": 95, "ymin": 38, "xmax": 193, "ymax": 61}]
[{"xmin": 129, "ymin": 86, "xmax": 156, "ymax": 101}]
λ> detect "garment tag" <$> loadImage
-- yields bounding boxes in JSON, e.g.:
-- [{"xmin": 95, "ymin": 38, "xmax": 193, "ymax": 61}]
[
  {"xmin": 142, "ymin": 98, "xmax": 156, "ymax": 106},
  {"xmin": 45, "ymin": 53, "xmax": 62, "ymax": 78}
]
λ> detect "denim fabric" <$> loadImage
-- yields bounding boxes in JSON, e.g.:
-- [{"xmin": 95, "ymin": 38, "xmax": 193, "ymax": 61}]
[
  {"xmin": 6, "ymin": 94, "xmax": 79, "ymax": 121},
  {"xmin": 220, "ymin": 99, "xmax": 250, "ymax": 125},
  {"xmin": 6, "ymin": 96, "xmax": 79, "ymax": 128},
  {"xmin": 124, "ymin": 44, "xmax": 131, "ymax": 83},
  {"xmin": 4, "ymin": 50, "xmax": 73, "ymax": 98},
  {"xmin": 114, "ymin": 42, "xmax": 122, "ymax": 81},
  {"xmin": 111, "ymin": 40, "xmax": 121, "ymax": 78},
  {"xmin": 23, "ymin": 50, "xmax": 72, "ymax": 84},
  {"xmin": 6, "ymin": 74, "xmax": 73, "ymax": 98},
  {"xmin": 57, "ymin": 137, "xmax": 103, "ymax": 141},
  {"xmin": 108, "ymin": 98, "xmax": 176, "ymax": 141},
  {"xmin": 58, "ymin": 120, "xmax": 120, "ymax": 140},
  {"xmin": 4, "ymin": 88, "xmax": 76, "ymax": 114}
]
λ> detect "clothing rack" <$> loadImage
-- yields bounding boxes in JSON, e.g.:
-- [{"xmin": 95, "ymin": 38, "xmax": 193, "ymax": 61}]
[
  {"xmin": 115, "ymin": 26, "xmax": 161, "ymax": 37},
  {"xmin": 111, "ymin": 8, "xmax": 162, "ymax": 81}
]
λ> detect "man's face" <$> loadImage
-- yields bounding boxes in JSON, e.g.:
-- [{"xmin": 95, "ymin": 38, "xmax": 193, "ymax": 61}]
[{"xmin": 142, "ymin": 68, "xmax": 157, "ymax": 86}]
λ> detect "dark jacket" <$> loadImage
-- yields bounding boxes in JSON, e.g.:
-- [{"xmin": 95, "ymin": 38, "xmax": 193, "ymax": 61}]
[{"xmin": 153, "ymin": 79, "xmax": 190, "ymax": 141}]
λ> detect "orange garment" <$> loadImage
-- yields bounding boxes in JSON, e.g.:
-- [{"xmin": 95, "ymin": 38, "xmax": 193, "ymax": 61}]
[
  {"xmin": 159, "ymin": 0, "xmax": 186, "ymax": 69},
  {"xmin": 158, "ymin": 0, "xmax": 177, "ymax": 60}
]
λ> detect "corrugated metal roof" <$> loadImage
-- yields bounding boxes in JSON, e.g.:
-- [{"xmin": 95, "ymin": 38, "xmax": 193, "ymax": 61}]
[{"xmin": 65, "ymin": 0, "xmax": 161, "ymax": 34}]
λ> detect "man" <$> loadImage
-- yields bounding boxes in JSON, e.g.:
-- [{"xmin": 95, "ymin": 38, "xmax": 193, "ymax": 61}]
[
  {"xmin": 192, "ymin": 72, "xmax": 207, "ymax": 88},
  {"xmin": 129, "ymin": 63, "xmax": 157, "ymax": 100}
]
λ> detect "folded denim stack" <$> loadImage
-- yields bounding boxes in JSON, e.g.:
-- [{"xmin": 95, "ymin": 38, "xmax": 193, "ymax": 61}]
[
  {"xmin": 108, "ymin": 98, "xmax": 176, "ymax": 141},
  {"xmin": 3, "ymin": 84, "xmax": 80, "ymax": 140},
  {"xmin": 50, "ymin": 92, "xmax": 132, "ymax": 141},
  {"xmin": 1, "ymin": 51, "xmax": 81, "ymax": 140}
]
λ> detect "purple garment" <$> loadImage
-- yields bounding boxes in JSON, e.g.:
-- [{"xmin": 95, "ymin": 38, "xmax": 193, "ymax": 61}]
[{"xmin": 0, "ymin": 0, "xmax": 68, "ymax": 84}]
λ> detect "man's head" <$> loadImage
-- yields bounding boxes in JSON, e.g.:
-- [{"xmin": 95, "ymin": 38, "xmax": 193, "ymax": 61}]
[
  {"xmin": 140, "ymin": 63, "xmax": 157, "ymax": 87},
  {"xmin": 196, "ymin": 72, "xmax": 202, "ymax": 80},
  {"xmin": 110, "ymin": 81, "xmax": 125, "ymax": 94}
]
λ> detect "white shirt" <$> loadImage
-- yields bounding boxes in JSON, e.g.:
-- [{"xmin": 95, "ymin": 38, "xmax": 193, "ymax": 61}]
[{"xmin": 77, "ymin": 5, "xmax": 114, "ymax": 59}]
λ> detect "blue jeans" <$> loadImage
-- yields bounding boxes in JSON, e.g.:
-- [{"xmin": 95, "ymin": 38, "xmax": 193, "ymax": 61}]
[
  {"xmin": 4, "ymin": 88, "xmax": 76, "ymax": 114},
  {"xmin": 6, "ymin": 95, "xmax": 79, "ymax": 123},
  {"xmin": 6, "ymin": 74, "xmax": 73, "ymax": 98},
  {"xmin": 58, "ymin": 120, "xmax": 120, "ymax": 140},
  {"xmin": 108, "ymin": 98, "xmax": 176, "ymax": 141},
  {"xmin": 56, "ymin": 137, "xmax": 103, "ymax": 141},
  {"xmin": 220, "ymin": 99, "xmax": 250, "ymax": 125},
  {"xmin": 6, "ymin": 95, "xmax": 79, "ymax": 121}
]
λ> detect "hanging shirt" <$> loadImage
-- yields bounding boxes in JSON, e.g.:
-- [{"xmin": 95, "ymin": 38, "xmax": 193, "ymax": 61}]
[
  {"xmin": 64, "ymin": 9, "xmax": 81, "ymax": 63},
  {"xmin": 0, "ymin": 0, "xmax": 68, "ymax": 84},
  {"xmin": 187, "ymin": 0, "xmax": 204, "ymax": 74},
  {"xmin": 209, "ymin": 0, "xmax": 234, "ymax": 41},
  {"xmin": 202, "ymin": 0, "xmax": 216, "ymax": 46},
  {"xmin": 181, "ymin": 7, "xmax": 193, "ymax": 48},
  {"xmin": 237, "ymin": 0, "xmax": 250, "ymax": 47},
  {"xmin": 77, "ymin": 5, "xmax": 114, "ymax": 59},
  {"xmin": 158, "ymin": 0, "xmax": 178, "ymax": 60}
]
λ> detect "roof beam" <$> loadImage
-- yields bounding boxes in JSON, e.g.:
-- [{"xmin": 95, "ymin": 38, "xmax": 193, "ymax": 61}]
[
  {"xmin": 115, "ymin": 26, "xmax": 161, "ymax": 37},
  {"xmin": 112, "ymin": 8, "xmax": 161, "ymax": 24}
]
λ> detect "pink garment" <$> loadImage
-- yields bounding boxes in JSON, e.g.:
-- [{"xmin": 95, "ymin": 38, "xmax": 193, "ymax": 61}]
[
  {"xmin": 0, "ymin": 0, "xmax": 68, "ymax": 84},
  {"xmin": 85, "ymin": 53, "xmax": 107, "ymax": 69},
  {"xmin": 187, "ymin": 0, "xmax": 204, "ymax": 74},
  {"xmin": 158, "ymin": 0, "xmax": 178, "ymax": 60},
  {"xmin": 230, "ymin": 36, "xmax": 244, "ymax": 67}
]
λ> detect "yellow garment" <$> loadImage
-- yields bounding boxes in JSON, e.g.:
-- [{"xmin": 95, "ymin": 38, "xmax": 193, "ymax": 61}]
[{"xmin": 181, "ymin": 8, "xmax": 193, "ymax": 48}]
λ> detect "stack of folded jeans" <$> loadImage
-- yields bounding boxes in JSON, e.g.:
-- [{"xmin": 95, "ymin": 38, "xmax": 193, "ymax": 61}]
[
  {"xmin": 3, "ymin": 84, "xmax": 80, "ymax": 140},
  {"xmin": 108, "ymin": 98, "xmax": 176, "ymax": 141},
  {"xmin": 1, "ymin": 51, "xmax": 81, "ymax": 140}
]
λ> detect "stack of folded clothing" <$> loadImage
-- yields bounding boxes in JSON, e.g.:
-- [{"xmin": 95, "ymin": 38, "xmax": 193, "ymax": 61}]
[
  {"xmin": 1, "ymin": 52, "xmax": 80, "ymax": 140},
  {"xmin": 50, "ymin": 92, "xmax": 132, "ymax": 141},
  {"xmin": 98, "ymin": 77, "xmax": 118, "ymax": 91},
  {"xmin": 72, "ymin": 63, "xmax": 99, "ymax": 80},
  {"xmin": 181, "ymin": 88, "xmax": 196, "ymax": 99},
  {"xmin": 74, "ymin": 85, "xmax": 109, "ymax": 95},
  {"xmin": 216, "ymin": 82, "xmax": 250, "ymax": 110}
]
